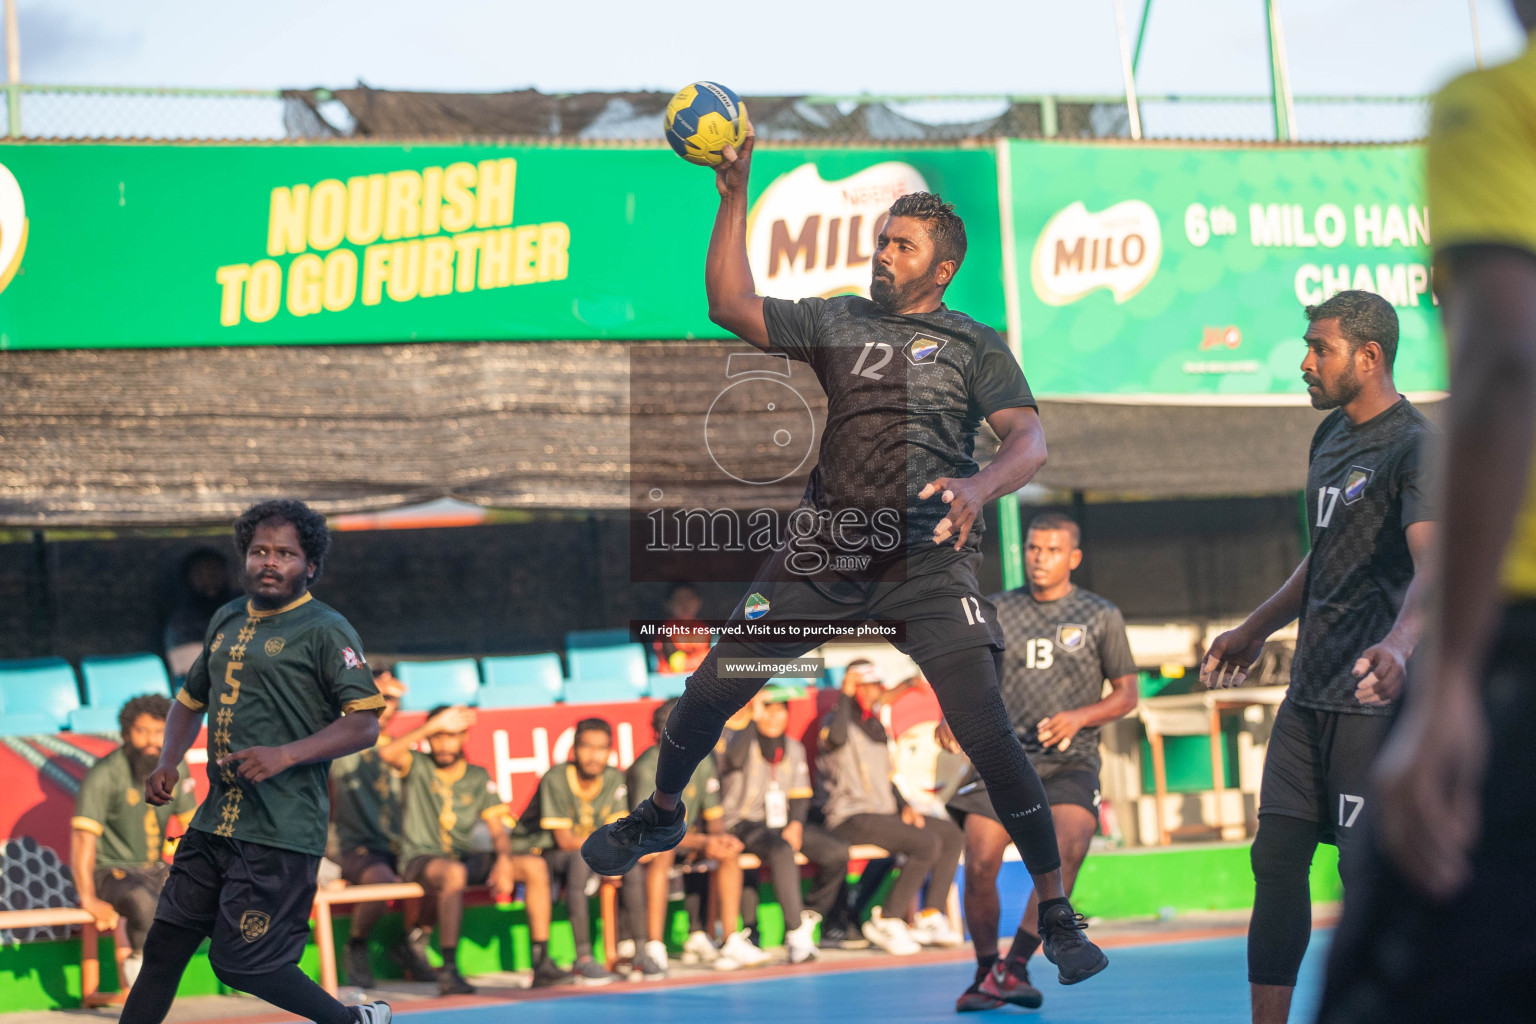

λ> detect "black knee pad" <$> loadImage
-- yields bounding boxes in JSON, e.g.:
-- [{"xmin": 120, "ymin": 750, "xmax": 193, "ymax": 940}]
[{"xmin": 1251, "ymin": 815, "xmax": 1318, "ymax": 885}]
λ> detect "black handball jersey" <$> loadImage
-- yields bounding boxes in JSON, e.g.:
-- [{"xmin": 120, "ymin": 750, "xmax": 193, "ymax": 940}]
[
  {"xmin": 991, "ymin": 585, "xmax": 1137, "ymax": 777},
  {"xmin": 1291, "ymin": 399, "xmax": 1436, "ymax": 715},
  {"xmin": 762, "ymin": 295, "xmax": 1037, "ymax": 551}
]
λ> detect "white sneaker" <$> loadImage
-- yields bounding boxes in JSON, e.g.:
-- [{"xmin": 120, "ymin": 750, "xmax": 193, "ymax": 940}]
[
  {"xmin": 121, "ymin": 954, "xmax": 144, "ymax": 986},
  {"xmin": 681, "ymin": 929, "xmax": 719, "ymax": 965},
  {"xmin": 786, "ymin": 910, "xmax": 822, "ymax": 965},
  {"xmin": 908, "ymin": 908, "xmax": 963, "ymax": 948},
  {"xmin": 633, "ymin": 940, "xmax": 668, "ymax": 980},
  {"xmin": 718, "ymin": 929, "xmax": 770, "ymax": 969},
  {"xmin": 861, "ymin": 907, "xmax": 921, "ymax": 955}
]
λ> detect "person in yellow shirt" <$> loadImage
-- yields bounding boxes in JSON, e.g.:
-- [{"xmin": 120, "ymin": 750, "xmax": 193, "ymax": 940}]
[{"xmin": 1316, "ymin": 6, "xmax": 1536, "ymax": 1021}]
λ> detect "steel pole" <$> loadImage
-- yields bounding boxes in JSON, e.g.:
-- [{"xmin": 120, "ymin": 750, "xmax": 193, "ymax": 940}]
[{"xmin": 1113, "ymin": 0, "xmax": 1144, "ymax": 140}]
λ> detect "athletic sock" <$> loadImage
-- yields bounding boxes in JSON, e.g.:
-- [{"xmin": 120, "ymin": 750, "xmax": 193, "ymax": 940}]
[
  {"xmin": 1037, "ymin": 896, "xmax": 1072, "ymax": 929},
  {"xmin": 1007, "ymin": 929, "xmax": 1041, "ymax": 965},
  {"xmin": 217, "ymin": 964, "xmax": 350, "ymax": 1024},
  {"xmin": 531, "ymin": 940, "xmax": 547, "ymax": 963},
  {"xmin": 974, "ymin": 953, "xmax": 998, "ymax": 984},
  {"xmin": 120, "ymin": 921, "xmax": 204, "ymax": 1024},
  {"xmin": 440, "ymin": 943, "xmax": 458, "ymax": 969},
  {"xmin": 651, "ymin": 800, "xmax": 684, "ymax": 825}
]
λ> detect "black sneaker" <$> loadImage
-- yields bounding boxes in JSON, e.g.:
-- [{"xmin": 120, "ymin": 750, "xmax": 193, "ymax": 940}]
[
  {"xmin": 573, "ymin": 955, "xmax": 618, "ymax": 985},
  {"xmin": 817, "ymin": 924, "xmax": 871, "ymax": 951},
  {"xmin": 1038, "ymin": 904, "xmax": 1108, "ymax": 985},
  {"xmin": 351, "ymin": 1000, "xmax": 391, "ymax": 1024},
  {"xmin": 388, "ymin": 928, "xmax": 436, "ymax": 982},
  {"xmin": 530, "ymin": 957, "xmax": 577, "ymax": 988},
  {"xmin": 580, "ymin": 798, "xmax": 688, "ymax": 875},
  {"xmin": 345, "ymin": 941, "xmax": 375, "ymax": 988},
  {"xmin": 436, "ymin": 965, "xmax": 476, "ymax": 996}
]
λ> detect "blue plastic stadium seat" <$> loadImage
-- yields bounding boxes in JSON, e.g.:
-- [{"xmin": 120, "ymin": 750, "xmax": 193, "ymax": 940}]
[
  {"xmin": 478, "ymin": 681, "xmax": 559, "ymax": 709},
  {"xmin": 0, "ymin": 657, "xmax": 80, "ymax": 729},
  {"xmin": 81, "ymin": 653, "xmax": 172, "ymax": 710},
  {"xmin": 824, "ymin": 664, "xmax": 848, "ymax": 689},
  {"xmin": 481, "ymin": 654, "xmax": 564, "ymax": 703},
  {"xmin": 0, "ymin": 712, "xmax": 63, "ymax": 737},
  {"xmin": 564, "ymin": 645, "xmax": 649, "ymax": 704},
  {"xmin": 68, "ymin": 706, "xmax": 125, "ymax": 734},
  {"xmin": 394, "ymin": 659, "xmax": 481, "ymax": 711},
  {"xmin": 646, "ymin": 673, "xmax": 688, "ymax": 700},
  {"xmin": 564, "ymin": 628, "xmax": 633, "ymax": 650}
]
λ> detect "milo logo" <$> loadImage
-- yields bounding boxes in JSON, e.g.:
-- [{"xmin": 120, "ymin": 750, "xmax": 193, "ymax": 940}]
[
  {"xmin": 1031, "ymin": 199, "xmax": 1161, "ymax": 306},
  {"xmin": 0, "ymin": 163, "xmax": 28, "ymax": 296}
]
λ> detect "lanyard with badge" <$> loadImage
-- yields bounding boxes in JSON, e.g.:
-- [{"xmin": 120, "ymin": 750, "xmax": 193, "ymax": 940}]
[{"xmin": 763, "ymin": 744, "xmax": 789, "ymax": 829}]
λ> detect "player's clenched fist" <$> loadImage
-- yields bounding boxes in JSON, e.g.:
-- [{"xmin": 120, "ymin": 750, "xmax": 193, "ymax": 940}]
[{"xmin": 145, "ymin": 765, "xmax": 181, "ymax": 806}]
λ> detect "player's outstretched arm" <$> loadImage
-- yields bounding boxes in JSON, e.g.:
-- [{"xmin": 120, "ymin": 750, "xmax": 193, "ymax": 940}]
[
  {"xmin": 1200, "ymin": 555, "xmax": 1310, "ymax": 688},
  {"xmin": 705, "ymin": 126, "xmax": 769, "ymax": 350}
]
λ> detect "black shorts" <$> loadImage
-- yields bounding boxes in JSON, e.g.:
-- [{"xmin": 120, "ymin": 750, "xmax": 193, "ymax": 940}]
[
  {"xmin": 338, "ymin": 846, "xmax": 397, "ymax": 885},
  {"xmin": 1316, "ymin": 603, "xmax": 1536, "ymax": 1023},
  {"xmin": 723, "ymin": 542, "xmax": 1005, "ymax": 665},
  {"xmin": 1258, "ymin": 698, "xmax": 1391, "ymax": 850},
  {"xmin": 946, "ymin": 765, "xmax": 1101, "ymax": 826},
  {"xmin": 154, "ymin": 829, "xmax": 320, "ymax": 976},
  {"xmin": 401, "ymin": 852, "xmax": 495, "ymax": 887}
]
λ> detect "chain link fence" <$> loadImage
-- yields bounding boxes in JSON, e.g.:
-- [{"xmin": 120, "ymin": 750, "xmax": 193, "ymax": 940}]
[{"xmin": 0, "ymin": 85, "xmax": 1429, "ymax": 144}]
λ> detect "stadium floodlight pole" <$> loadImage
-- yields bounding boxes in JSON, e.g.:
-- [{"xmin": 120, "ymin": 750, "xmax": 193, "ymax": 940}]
[
  {"xmin": 1469, "ymin": 0, "xmax": 1485, "ymax": 69},
  {"xmin": 1264, "ymin": 0, "xmax": 1297, "ymax": 141},
  {"xmin": 1132, "ymin": 0, "xmax": 1154, "ymax": 76},
  {"xmin": 4, "ymin": 0, "xmax": 18, "ymax": 138},
  {"xmin": 1112, "ymin": 0, "xmax": 1144, "ymax": 140}
]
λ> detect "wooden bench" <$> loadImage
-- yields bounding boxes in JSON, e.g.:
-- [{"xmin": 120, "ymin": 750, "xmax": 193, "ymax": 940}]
[
  {"xmin": 311, "ymin": 882, "xmax": 425, "ymax": 996},
  {"xmin": 0, "ymin": 907, "xmax": 124, "ymax": 1007}
]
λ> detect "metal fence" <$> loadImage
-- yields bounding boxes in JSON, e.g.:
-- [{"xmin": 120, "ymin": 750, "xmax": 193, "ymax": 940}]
[{"xmin": 0, "ymin": 84, "xmax": 1429, "ymax": 144}]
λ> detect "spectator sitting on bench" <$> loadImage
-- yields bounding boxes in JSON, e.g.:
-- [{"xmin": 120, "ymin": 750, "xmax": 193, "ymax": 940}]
[
  {"xmin": 720, "ymin": 683, "xmax": 852, "ymax": 966},
  {"xmin": 818, "ymin": 660, "xmax": 964, "ymax": 954},
  {"xmin": 522, "ymin": 717, "xmax": 639, "ymax": 984},
  {"xmin": 378, "ymin": 705, "xmax": 572, "ymax": 994},
  {"xmin": 624, "ymin": 698, "xmax": 766, "ymax": 976},
  {"xmin": 71, "ymin": 694, "xmax": 197, "ymax": 995},
  {"xmin": 328, "ymin": 667, "xmax": 442, "ymax": 988}
]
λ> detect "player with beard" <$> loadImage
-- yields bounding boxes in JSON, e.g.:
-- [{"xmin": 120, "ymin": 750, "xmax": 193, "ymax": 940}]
[
  {"xmin": 584, "ymin": 122, "xmax": 1110, "ymax": 988},
  {"xmin": 1201, "ymin": 292, "xmax": 1438, "ymax": 1024},
  {"xmin": 121, "ymin": 499, "xmax": 390, "ymax": 1024},
  {"xmin": 71, "ymin": 694, "xmax": 198, "ymax": 999}
]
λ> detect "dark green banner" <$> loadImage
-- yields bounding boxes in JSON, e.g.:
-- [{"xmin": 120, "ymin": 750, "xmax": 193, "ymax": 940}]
[{"xmin": 0, "ymin": 143, "xmax": 1002, "ymax": 349}]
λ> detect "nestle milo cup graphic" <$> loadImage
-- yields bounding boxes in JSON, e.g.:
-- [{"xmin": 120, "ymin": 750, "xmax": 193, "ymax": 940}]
[{"xmin": 0, "ymin": 163, "xmax": 26, "ymax": 295}]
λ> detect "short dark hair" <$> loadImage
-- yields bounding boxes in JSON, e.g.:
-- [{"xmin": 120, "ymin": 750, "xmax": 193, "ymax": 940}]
[
  {"xmin": 427, "ymin": 704, "xmax": 455, "ymax": 721},
  {"xmin": 1028, "ymin": 512, "xmax": 1081, "ymax": 548},
  {"xmin": 664, "ymin": 583, "xmax": 698, "ymax": 601},
  {"xmin": 119, "ymin": 693, "xmax": 172, "ymax": 738},
  {"xmin": 652, "ymin": 699, "xmax": 678, "ymax": 735},
  {"xmin": 1304, "ymin": 290, "xmax": 1399, "ymax": 370},
  {"xmin": 887, "ymin": 192, "xmax": 967, "ymax": 275},
  {"xmin": 575, "ymin": 717, "xmax": 612, "ymax": 743},
  {"xmin": 233, "ymin": 499, "xmax": 330, "ymax": 581}
]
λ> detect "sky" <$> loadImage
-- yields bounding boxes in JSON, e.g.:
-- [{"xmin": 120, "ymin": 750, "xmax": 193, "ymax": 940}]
[{"xmin": 11, "ymin": 0, "xmax": 1529, "ymax": 101}]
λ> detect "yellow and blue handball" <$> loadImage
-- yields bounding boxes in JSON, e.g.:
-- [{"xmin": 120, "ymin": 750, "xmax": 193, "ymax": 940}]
[{"xmin": 663, "ymin": 81, "xmax": 748, "ymax": 167}]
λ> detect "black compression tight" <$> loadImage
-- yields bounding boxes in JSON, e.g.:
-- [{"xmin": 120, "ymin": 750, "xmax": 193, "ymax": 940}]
[
  {"xmin": 921, "ymin": 646, "xmax": 1061, "ymax": 875},
  {"xmin": 215, "ymin": 965, "xmax": 352, "ymax": 1024},
  {"xmin": 655, "ymin": 643, "xmax": 1061, "ymax": 875},
  {"xmin": 1248, "ymin": 814, "xmax": 1319, "ymax": 987}
]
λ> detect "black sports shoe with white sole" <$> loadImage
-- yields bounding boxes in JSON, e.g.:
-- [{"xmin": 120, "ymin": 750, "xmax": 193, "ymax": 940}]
[
  {"xmin": 580, "ymin": 797, "xmax": 688, "ymax": 875},
  {"xmin": 1039, "ymin": 904, "xmax": 1108, "ymax": 985}
]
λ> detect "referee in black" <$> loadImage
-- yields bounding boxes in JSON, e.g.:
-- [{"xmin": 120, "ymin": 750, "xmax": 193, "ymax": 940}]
[
  {"xmin": 583, "ymin": 121, "xmax": 1109, "ymax": 987},
  {"xmin": 942, "ymin": 512, "xmax": 1138, "ymax": 1012},
  {"xmin": 1202, "ymin": 292, "xmax": 1437, "ymax": 1024}
]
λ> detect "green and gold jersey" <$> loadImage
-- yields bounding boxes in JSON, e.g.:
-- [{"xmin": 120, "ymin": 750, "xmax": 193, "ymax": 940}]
[
  {"xmin": 626, "ymin": 745, "xmax": 722, "ymax": 826},
  {"xmin": 398, "ymin": 751, "xmax": 513, "ymax": 865},
  {"xmin": 72, "ymin": 747, "xmax": 198, "ymax": 869},
  {"xmin": 330, "ymin": 738, "xmax": 401, "ymax": 855},
  {"xmin": 177, "ymin": 592, "xmax": 384, "ymax": 857},
  {"xmin": 518, "ymin": 764, "xmax": 628, "ymax": 851}
]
